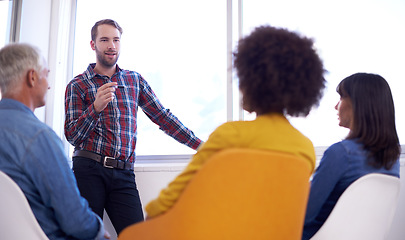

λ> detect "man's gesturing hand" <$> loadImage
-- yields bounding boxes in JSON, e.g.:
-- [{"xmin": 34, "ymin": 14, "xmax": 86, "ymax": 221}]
[{"xmin": 93, "ymin": 82, "xmax": 117, "ymax": 113}]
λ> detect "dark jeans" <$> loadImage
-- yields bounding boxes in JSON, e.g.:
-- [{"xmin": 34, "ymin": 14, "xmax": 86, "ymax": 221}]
[{"xmin": 72, "ymin": 156, "xmax": 144, "ymax": 235}]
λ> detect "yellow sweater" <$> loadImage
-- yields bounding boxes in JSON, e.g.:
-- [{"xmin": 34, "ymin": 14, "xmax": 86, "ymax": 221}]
[{"xmin": 145, "ymin": 113, "xmax": 316, "ymax": 218}]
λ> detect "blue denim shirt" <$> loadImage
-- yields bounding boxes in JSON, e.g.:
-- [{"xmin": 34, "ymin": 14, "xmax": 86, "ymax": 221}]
[
  {"xmin": 0, "ymin": 99, "xmax": 105, "ymax": 240},
  {"xmin": 302, "ymin": 139, "xmax": 400, "ymax": 240}
]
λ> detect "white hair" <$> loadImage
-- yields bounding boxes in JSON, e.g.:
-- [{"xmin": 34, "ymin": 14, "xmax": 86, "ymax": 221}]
[{"xmin": 0, "ymin": 43, "xmax": 43, "ymax": 95}]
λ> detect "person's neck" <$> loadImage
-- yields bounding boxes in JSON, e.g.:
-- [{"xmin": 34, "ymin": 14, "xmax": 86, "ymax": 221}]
[
  {"xmin": 93, "ymin": 63, "xmax": 116, "ymax": 78},
  {"xmin": 4, "ymin": 91, "xmax": 36, "ymax": 112}
]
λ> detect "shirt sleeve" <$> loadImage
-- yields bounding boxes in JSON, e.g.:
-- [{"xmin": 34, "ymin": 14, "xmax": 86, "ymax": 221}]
[
  {"xmin": 64, "ymin": 81, "xmax": 100, "ymax": 146},
  {"xmin": 138, "ymin": 77, "xmax": 202, "ymax": 150},
  {"xmin": 303, "ymin": 142, "xmax": 347, "ymax": 237},
  {"xmin": 145, "ymin": 123, "xmax": 238, "ymax": 218},
  {"xmin": 23, "ymin": 128, "xmax": 103, "ymax": 239}
]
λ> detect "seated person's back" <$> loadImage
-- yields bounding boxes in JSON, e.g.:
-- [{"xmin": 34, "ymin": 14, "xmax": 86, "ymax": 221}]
[
  {"xmin": 145, "ymin": 25, "xmax": 327, "ymax": 218},
  {"xmin": 0, "ymin": 43, "xmax": 108, "ymax": 240}
]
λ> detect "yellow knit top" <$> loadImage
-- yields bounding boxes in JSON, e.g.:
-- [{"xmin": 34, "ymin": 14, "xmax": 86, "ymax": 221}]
[{"xmin": 145, "ymin": 113, "xmax": 316, "ymax": 218}]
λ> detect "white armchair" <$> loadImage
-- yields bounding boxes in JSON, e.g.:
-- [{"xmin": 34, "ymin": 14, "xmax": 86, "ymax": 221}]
[
  {"xmin": 310, "ymin": 173, "xmax": 400, "ymax": 240},
  {"xmin": 0, "ymin": 170, "xmax": 49, "ymax": 240}
]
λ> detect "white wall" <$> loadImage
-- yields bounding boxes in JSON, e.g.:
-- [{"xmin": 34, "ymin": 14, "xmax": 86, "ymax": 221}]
[
  {"xmin": 103, "ymin": 165, "xmax": 185, "ymax": 240},
  {"xmin": 18, "ymin": 0, "xmax": 52, "ymax": 122},
  {"xmin": 387, "ymin": 160, "xmax": 405, "ymax": 240}
]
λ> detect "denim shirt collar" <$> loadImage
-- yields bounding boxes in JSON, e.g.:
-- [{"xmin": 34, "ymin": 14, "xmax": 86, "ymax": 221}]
[
  {"xmin": 84, "ymin": 63, "xmax": 123, "ymax": 80},
  {"xmin": 0, "ymin": 98, "xmax": 36, "ymax": 118}
]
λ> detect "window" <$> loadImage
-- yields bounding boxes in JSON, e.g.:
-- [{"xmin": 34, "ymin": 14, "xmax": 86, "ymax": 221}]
[
  {"xmin": 0, "ymin": 1, "xmax": 11, "ymax": 49},
  {"xmin": 72, "ymin": 0, "xmax": 227, "ymax": 155},
  {"xmin": 71, "ymin": 0, "xmax": 405, "ymax": 157},
  {"xmin": 0, "ymin": 0, "xmax": 22, "ymax": 47},
  {"xmin": 242, "ymin": 0, "xmax": 405, "ymax": 147},
  {"xmin": 0, "ymin": 0, "xmax": 21, "ymax": 100}
]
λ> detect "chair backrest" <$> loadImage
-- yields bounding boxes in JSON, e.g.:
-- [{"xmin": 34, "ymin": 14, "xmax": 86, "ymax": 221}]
[
  {"xmin": 119, "ymin": 148, "xmax": 313, "ymax": 240},
  {"xmin": 0, "ymin": 170, "xmax": 49, "ymax": 240},
  {"xmin": 310, "ymin": 173, "xmax": 400, "ymax": 240}
]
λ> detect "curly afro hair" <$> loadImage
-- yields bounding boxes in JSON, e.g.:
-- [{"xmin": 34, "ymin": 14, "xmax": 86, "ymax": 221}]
[{"xmin": 234, "ymin": 25, "xmax": 326, "ymax": 117}]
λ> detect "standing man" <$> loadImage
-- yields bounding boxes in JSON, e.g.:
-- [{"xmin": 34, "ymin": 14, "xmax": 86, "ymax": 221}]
[
  {"xmin": 0, "ymin": 43, "xmax": 108, "ymax": 240},
  {"xmin": 64, "ymin": 19, "xmax": 202, "ymax": 235}
]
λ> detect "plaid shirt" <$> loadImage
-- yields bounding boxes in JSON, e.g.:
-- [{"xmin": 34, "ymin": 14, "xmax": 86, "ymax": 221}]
[{"xmin": 64, "ymin": 63, "xmax": 202, "ymax": 163}]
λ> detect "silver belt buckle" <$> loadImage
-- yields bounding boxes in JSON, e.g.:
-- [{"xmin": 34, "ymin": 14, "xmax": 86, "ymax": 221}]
[{"xmin": 103, "ymin": 156, "xmax": 115, "ymax": 168}]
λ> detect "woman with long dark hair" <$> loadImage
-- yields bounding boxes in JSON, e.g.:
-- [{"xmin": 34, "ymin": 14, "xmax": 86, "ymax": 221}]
[{"xmin": 302, "ymin": 72, "xmax": 401, "ymax": 239}]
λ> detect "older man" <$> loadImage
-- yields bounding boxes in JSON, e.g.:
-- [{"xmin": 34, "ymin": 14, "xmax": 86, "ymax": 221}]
[{"xmin": 0, "ymin": 43, "xmax": 109, "ymax": 240}]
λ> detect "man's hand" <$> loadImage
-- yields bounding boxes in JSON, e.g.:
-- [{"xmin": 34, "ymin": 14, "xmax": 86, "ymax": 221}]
[{"xmin": 93, "ymin": 82, "xmax": 117, "ymax": 113}]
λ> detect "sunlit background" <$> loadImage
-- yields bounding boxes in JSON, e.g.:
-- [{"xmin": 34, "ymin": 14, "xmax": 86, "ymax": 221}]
[{"xmin": 1, "ymin": 0, "xmax": 404, "ymax": 156}]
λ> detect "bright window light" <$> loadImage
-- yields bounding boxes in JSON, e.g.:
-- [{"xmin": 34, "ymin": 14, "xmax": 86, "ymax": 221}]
[
  {"xmin": 72, "ymin": 0, "xmax": 405, "ymax": 156},
  {"xmin": 73, "ymin": 0, "xmax": 227, "ymax": 155}
]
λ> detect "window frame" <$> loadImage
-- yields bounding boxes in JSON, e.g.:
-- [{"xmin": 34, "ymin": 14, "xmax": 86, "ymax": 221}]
[{"xmin": 45, "ymin": 0, "xmax": 404, "ymax": 161}]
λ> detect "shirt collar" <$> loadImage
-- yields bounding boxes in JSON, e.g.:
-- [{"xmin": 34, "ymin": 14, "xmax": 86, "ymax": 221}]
[
  {"xmin": 257, "ymin": 112, "xmax": 287, "ymax": 121},
  {"xmin": 85, "ymin": 63, "xmax": 123, "ymax": 79},
  {"xmin": 0, "ymin": 98, "xmax": 36, "ymax": 117}
]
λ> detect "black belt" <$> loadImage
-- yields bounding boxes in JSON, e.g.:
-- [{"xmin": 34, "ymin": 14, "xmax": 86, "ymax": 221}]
[{"xmin": 73, "ymin": 150, "xmax": 134, "ymax": 170}]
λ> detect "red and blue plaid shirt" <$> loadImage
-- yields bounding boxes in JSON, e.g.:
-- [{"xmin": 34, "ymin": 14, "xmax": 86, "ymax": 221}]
[{"xmin": 64, "ymin": 64, "xmax": 202, "ymax": 163}]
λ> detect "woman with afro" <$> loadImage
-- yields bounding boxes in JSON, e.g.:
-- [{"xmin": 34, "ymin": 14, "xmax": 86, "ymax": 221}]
[{"xmin": 145, "ymin": 25, "xmax": 326, "ymax": 218}]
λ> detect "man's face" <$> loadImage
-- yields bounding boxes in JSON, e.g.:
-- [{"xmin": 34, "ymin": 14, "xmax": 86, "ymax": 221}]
[
  {"xmin": 34, "ymin": 58, "xmax": 50, "ymax": 108},
  {"xmin": 91, "ymin": 24, "xmax": 121, "ymax": 68}
]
